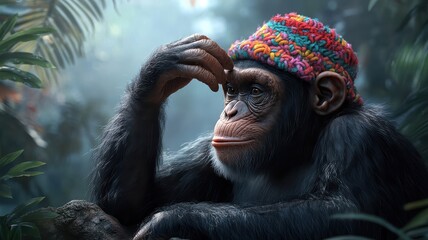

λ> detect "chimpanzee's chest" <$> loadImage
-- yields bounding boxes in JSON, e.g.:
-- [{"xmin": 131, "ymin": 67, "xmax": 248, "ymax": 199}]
[{"xmin": 231, "ymin": 176, "xmax": 293, "ymax": 205}]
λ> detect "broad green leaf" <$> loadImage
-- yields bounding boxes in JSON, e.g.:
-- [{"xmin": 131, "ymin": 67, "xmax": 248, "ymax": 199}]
[
  {"xmin": 2, "ymin": 161, "xmax": 45, "ymax": 180},
  {"xmin": 0, "ymin": 150, "xmax": 23, "ymax": 169},
  {"xmin": 0, "ymin": 183, "xmax": 12, "ymax": 199},
  {"xmin": 0, "ymin": 15, "xmax": 18, "ymax": 41},
  {"xmin": 0, "ymin": 34, "xmax": 40, "ymax": 52},
  {"xmin": 332, "ymin": 213, "xmax": 410, "ymax": 240},
  {"xmin": 0, "ymin": 27, "xmax": 54, "ymax": 52},
  {"xmin": 0, "ymin": 66, "xmax": 42, "ymax": 88},
  {"xmin": 325, "ymin": 236, "xmax": 373, "ymax": 240},
  {"xmin": 3, "ymin": 27, "xmax": 54, "ymax": 40},
  {"xmin": 2, "ymin": 171, "xmax": 44, "ymax": 180},
  {"xmin": 404, "ymin": 199, "xmax": 428, "ymax": 210},
  {"xmin": 10, "ymin": 223, "xmax": 26, "ymax": 240},
  {"xmin": 368, "ymin": 0, "xmax": 379, "ymax": 11},
  {"xmin": 18, "ymin": 209, "xmax": 58, "ymax": 223},
  {"xmin": 15, "ymin": 222, "xmax": 41, "ymax": 239},
  {"xmin": 10, "ymin": 225, "xmax": 22, "ymax": 240},
  {"xmin": 0, "ymin": 52, "xmax": 55, "ymax": 68},
  {"xmin": 0, "ymin": 223, "xmax": 9, "ymax": 240},
  {"xmin": 8, "ymin": 197, "xmax": 45, "ymax": 222},
  {"xmin": 403, "ymin": 208, "xmax": 428, "ymax": 231}
]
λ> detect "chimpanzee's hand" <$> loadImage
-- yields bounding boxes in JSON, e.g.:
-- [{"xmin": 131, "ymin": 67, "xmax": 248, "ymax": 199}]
[
  {"xmin": 138, "ymin": 34, "xmax": 234, "ymax": 104},
  {"xmin": 132, "ymin": 203, "xmax": 214, "ymax": 240},
  {"xmin": 133, "ymin": 211, "xmax": 183, "ymax": 240}
]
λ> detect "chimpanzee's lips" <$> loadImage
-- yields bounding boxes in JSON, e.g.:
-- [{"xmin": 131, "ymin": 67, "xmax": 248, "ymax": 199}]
[{"xmin": 212, "ymin": 136, "xmax": 254, "ymax": 147}]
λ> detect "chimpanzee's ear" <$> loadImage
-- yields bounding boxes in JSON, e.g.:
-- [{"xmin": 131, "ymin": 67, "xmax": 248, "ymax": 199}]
[{"xmin": 312, "ymin": 71, "xmax": 346, "ymax": 115}]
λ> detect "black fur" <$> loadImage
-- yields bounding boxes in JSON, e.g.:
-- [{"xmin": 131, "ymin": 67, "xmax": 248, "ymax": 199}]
[{"xmin": 92, "ymin": 58, "xmax": 428, "ymax": 239}]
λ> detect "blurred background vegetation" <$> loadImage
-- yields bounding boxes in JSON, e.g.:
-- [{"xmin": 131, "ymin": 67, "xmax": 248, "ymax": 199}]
[{"xmin": 0, "ymin": 0, "xmax": 426, "ymax": 231}]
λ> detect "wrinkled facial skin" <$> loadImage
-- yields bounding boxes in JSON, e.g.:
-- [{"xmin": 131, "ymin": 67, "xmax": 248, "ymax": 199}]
[{"xmin": 212, "ymin": 62, "xmax": 284, "ymax": 175}]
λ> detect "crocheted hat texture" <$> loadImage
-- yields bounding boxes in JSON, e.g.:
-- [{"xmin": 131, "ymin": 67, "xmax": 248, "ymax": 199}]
[{"xmin": 228, "ymin": 13, "xmax": 362, "ymax": 105}]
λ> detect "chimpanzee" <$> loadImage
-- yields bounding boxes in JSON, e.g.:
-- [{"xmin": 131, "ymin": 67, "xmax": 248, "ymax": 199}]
[{"xmin": 92, "ymin": 13, "xmax": 428, "ymax": 239}]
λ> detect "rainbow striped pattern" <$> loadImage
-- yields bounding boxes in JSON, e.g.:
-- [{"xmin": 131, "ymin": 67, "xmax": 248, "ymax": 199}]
[{"xmin": 228, "ymin": 13, "xmax": 362, "ymax": 105}]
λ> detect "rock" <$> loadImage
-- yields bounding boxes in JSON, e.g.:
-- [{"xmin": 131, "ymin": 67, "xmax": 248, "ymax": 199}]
[{"xmin": 36, "ymin": 200, "xmax": 132, "ymax": 240}]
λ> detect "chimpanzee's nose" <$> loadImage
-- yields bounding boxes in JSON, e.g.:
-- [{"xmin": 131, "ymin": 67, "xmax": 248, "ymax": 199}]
[{"xmin": 224, "ymin": 100, "xmax": 248, "ymax": 121}]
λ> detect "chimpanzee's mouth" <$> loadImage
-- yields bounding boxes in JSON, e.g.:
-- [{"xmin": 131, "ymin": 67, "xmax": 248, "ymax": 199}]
[{"xmin": 212, "ymin": 136, "xmax": 255, "ymax": 147}]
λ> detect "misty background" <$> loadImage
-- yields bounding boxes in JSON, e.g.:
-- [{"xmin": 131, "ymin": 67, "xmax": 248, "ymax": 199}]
[{"xmin": 0, "ymin": 0, "xmax": 427, "ymax": 211}]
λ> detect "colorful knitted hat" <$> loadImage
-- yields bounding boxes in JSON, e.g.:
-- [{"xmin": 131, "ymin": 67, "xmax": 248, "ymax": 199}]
[{"xmin": 228, "ymin": 13, "xmax": 362, "ymax": 105}]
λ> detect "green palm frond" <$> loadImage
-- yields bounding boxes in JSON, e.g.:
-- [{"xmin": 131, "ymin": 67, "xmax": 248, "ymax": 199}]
[
  {"xmin": 395, "ymin": 89, "xmax": 428, "ymax": 160},
  {"xmin": 391, "ymin": 44, "xmax": 428, "ymax": 161},
  {"xmin": 0, "ymin": 14, "xmax": 54, "ymax": 88},
  {"xmin": 390, "ymin": 45, "xmax": 428, "ymax": 91},
  {"xmin": 0, "ymin": 197, "xmax": 58, "ymax": 240},
  {"xmin": 0, "ymin": 0, "xmax": 118, "ymax": 84}
]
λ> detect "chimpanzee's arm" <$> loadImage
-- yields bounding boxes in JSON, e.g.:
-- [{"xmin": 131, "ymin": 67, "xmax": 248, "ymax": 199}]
[
  {"xmin": 92, "ymin": 34, "xmax": 234, "ymax": 225},
  {"xmin": 134, "ymin": 197, "xmax": 359, "ymax": 240},
  {"xmin": 91, "ymin": 81, "xmax": 164, "ymax": 225}
]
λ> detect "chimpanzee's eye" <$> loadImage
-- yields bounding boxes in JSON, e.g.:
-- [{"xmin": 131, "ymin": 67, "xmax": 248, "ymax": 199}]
[
  {"xmin": 251, "ymin": 87, "xmax": 263, "ymax": 96},
  {"xmin": 227, "ymin": 85, "xmax": 237, "ymax": 95}
]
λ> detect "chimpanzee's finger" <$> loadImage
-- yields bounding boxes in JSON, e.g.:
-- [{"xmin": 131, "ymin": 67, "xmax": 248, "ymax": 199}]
[
  {"xmin": 178, "ymin": 48, "xmax": 227, "ymax": 85},
  {"xmin": 170, "ymin": 64, "xmax": 219, "ymax": 92},
  {"xmin": 167, "ymin": 34, "xmax": 209, "ymax": 48},
  {"xmin": 177, "ymin": 39, "xmax": 234, "ymax": 71}
]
